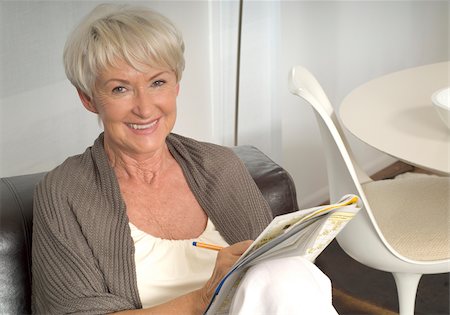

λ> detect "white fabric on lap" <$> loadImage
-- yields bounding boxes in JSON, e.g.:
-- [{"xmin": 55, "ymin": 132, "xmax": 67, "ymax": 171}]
[{"xmin": 229, "ymin": 256, "xmax": 338, "ymax": 315}]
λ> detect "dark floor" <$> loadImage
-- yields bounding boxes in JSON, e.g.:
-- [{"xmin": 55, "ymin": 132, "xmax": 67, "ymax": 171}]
[{"xmin": 316, "ymin": 240, "xmax": 450, "ymax": 315}]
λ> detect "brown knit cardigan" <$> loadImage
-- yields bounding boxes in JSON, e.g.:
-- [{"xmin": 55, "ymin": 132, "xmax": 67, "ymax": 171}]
[{"xmin": 32, "ymin": 133, "xmax": 272, "ymax": 314}]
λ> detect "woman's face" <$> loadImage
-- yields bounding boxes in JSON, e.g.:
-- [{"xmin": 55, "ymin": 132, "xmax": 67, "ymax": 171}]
[{"xmin": 79, "ymin": 60, "xmax": 179, "ymax": 159}]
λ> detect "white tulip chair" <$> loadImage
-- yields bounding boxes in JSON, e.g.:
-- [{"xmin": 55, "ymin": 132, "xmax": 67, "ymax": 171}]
[{"xmin": 288, "ymin": 65, "xmax": 450, "ymax": 315}]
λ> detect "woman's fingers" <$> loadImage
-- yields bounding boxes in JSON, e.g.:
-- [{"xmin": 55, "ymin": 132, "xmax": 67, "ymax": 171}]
[
  {"xmin": 215, "ymin": 240, "xmax": 253, "ymax": 269},
  {"xmin": 199, "ymin": 240, "xmax": 253, "ymax": 307},
  {"xmin": 224, "ymin": 240, "xmax": 253, "ymax": 256}
]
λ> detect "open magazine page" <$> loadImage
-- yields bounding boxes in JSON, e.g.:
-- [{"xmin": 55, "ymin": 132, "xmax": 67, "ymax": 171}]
[
  {"xmin": 237, "ymin": 195, "xmax": 360, "ymax": 262},
  {"xmin": 234, "ymin": 216, "xmax": 323, "ymax": 268},
  {"xmin": 245, "ymin": 217, "xmax": 324, "ymax": 266},
  {"xmin": 205, "ymin": 194, "xmax": 361, "ymax": 315},
  {"xmin": 303, "ymin": 210, "xmax": 357, "ymax": 261}
]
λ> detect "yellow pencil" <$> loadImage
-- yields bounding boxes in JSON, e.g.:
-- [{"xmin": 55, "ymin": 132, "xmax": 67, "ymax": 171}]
[{"xmin": 192, "ymin": 241, "xmax": 224, "ymax": 251}]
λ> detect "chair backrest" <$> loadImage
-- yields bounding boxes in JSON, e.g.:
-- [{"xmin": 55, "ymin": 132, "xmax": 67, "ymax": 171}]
[
  {"xmin": 0, "ymin": 146, "xmax": 297, "ymax": 314},
  {"xmin": 288, "ymin": 66, "xmax": 371, "ymax": 186},
  {"xmin": 288, "ymin": 65, "xmax": 392, "ymax": 258}
]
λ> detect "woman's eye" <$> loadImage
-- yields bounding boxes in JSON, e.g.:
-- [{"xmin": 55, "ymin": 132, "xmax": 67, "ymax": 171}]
[
  {"xmin": 152, "ymin": 80, "xmax": 166, "ymax": 88},
  {"xmin": 112, "ymin": 86, "xmax": 127, "ymax": 94}
]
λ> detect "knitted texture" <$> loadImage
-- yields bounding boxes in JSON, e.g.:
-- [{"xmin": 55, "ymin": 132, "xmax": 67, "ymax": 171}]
[{"xmin": 32, "ymin": 133, "xmax": 272, "ymax": 314}]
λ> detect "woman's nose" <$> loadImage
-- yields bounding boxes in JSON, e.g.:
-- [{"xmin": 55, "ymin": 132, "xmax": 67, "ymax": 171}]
[{"xmin": 133, "ymin": 90, "xmax": 154, "ymax": 117}]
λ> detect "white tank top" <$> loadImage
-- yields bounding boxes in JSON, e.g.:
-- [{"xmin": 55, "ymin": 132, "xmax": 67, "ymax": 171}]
[{"xmin": 129, "ymin": 218, "xmax": 229, "ymax": 308}]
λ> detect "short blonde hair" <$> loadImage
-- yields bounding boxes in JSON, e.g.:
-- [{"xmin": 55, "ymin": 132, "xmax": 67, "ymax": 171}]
[{"xmin": 63, "ymin": 4, "xmax": 185, "ymax": 97}]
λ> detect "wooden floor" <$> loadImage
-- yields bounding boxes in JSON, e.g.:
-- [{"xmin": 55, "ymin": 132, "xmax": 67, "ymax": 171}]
[
  {"xmin": 332, "ymin": 288, "xmax": 397, "ymax": 315},
  {"xmin": 315, "ymin": 162, "xmax": 449, "ymax": 315},
  {"xmin": 317, "ymin": 240, "xmax": 449, "ymax": 315}
]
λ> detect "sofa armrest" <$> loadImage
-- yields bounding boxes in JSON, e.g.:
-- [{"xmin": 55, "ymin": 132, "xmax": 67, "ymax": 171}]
[
  {"xmin": 232, "ymin": 145, "xmax": 298, "ymax": 217},
  {"xmin": 0, "ymin": 172, "xmax": 45, "ymax": 314}
]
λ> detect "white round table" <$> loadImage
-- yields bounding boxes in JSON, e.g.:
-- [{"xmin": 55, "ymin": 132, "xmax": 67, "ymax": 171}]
[{"xmin": 340, "ymin": 61, "xmax": 449, "ymax": 175}]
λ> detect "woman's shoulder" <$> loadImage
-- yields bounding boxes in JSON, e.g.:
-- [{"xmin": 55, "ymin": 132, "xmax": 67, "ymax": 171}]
[
  {"xmin": 167, "ymin": 133, "xmax": 237, "ymax": 160},
  {"xmin": 38, "ymin": 146, "xmax": 97, "ymax": 194},
  {"xmin": 166, "ymin": 133, "xmax": 248, "ymax": 184}
]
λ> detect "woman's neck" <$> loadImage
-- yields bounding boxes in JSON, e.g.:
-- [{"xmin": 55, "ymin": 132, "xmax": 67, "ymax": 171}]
[{"xmin": 104, "ymin": 141, "xmax": 173, "ymax": 184}]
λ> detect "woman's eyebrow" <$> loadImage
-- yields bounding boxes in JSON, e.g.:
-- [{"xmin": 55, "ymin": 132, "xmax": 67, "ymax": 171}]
[
  {"xmin": 103, "ymin": 71, "xmax": 170, "ymax": 86},
  {"xmin": 104, "ymin": 78, "xmax": 130, "ymax": 86},
  {"xmin": 147, "ymin": 71, "xmax": 170, "ymax": 80}
]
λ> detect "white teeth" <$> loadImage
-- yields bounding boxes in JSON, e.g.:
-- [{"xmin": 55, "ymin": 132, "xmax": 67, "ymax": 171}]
[{"xmin": 128, "ymin": 120, "xmax": 157, "ymax": 130}]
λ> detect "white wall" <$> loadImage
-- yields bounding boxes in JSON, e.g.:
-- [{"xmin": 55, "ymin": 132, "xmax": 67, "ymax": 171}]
[
  {"xmin": 238, "ymin": 0, "xmax": 448, "ymax": 208},
  {"xmin": 0, "ymin": 1, "xmax": 239, "ymax": 177}
]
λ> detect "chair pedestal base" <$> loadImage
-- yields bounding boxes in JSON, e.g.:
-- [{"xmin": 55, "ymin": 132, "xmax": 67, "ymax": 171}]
[{"xmin": 392, "ymin": 272, "xmax": 422, "ymax": 315}]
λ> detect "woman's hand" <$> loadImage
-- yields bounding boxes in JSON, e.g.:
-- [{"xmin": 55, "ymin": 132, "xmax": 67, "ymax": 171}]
[{"xmin": 198, "ymin": 240, "xmax": 253, "ymax": 310}]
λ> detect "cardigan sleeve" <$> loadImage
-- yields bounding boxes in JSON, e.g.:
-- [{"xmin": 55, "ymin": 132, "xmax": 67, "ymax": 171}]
[{"xmin": 32, "ymin": 162, "xmax": 139, "ymax": 314}]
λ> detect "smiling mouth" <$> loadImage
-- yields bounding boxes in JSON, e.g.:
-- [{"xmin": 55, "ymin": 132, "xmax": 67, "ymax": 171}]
[{"xmin": 127, "ymin": 120, "xmax": 158, "ymax": 130}]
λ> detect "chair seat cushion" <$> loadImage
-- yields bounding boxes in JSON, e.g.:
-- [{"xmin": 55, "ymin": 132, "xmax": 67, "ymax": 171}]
[{"xmin": 362, "ymin": 175, "xmax": 449, "ymax": 262}]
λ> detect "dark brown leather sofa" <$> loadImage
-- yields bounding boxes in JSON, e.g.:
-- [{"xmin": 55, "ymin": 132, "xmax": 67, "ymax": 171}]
[{"xmin": 0, "ymin": 145, "xmax": 298, "ymax": 314}]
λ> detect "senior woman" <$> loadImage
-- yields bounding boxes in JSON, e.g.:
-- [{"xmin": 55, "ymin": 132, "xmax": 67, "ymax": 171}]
[{"xmin": 32, "ymin": 4, "xmax": 337, "ymax": 315}]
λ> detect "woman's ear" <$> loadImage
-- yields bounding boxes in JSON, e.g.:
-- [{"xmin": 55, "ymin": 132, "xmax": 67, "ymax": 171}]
[{"xmin": 77, "ymin": 89, "xmax": 98, "ymax": 114}]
